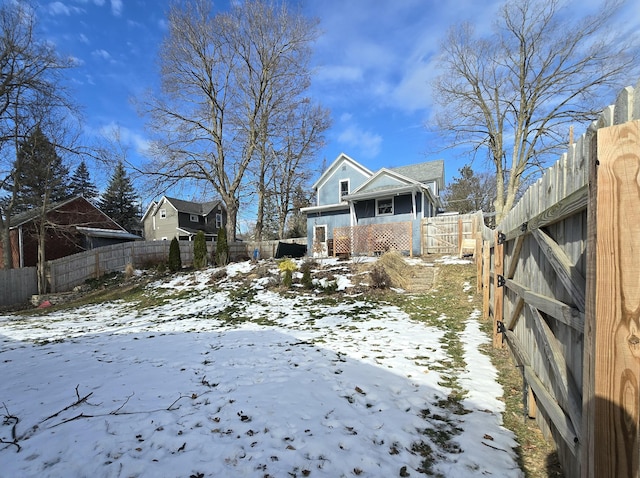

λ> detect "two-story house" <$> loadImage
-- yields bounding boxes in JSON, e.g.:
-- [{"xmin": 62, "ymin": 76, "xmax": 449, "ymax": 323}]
[
  {"xmin": 301, "ymin": 153, "xmax": 444, "ymax": 257},
  {"xmin": 142, "ymin": 196, "xmax": 227, "ymax": 242}
]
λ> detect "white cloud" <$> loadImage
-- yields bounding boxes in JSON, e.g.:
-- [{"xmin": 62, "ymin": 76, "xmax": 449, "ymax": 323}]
[
  {"xmin": 315, "ymin": 65, "xmax": 363, "ymax": 83},
  {"xmin": 91, "ymin": 49, "xmax": 111, "ymax": 61},
  {"xmin": 337, "ymin": 116, "xmax": 382, "ymax": 159},
  {"xmin": 47, "ymin": 2, "xmax": 82, "ymax": 15},
  {"xmin": 99, "ymin": 122, "xmax": 150, "ymax": 156},
  {"xmin": 110, "ymin": 0, "xmax": 123, "ymax": 16}
]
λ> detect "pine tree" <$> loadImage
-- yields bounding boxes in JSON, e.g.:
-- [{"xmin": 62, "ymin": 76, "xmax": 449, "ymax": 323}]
[
  {"xmin": 193, "ymin": 230, "xmax": 207, "ymax": 269},
  {"xmin": 168, "ymin": 237, "xmax": 182, "ymax": 272},
  {"xmin": 214, "ymin": 226, "xmax": 229, "ymax": 266},
  {"xmin": 98, "ymin": 161, "xmax": 139, "ymax": 232},
  {"xmin": 12, "ymin": 125, "xmax": 71, "ymax": 213},
  {"xmin": 69, "ymin": 160, "xmax": 99, "ymax": 202}
]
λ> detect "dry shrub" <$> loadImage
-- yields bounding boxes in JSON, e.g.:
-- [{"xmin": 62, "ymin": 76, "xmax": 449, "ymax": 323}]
[
  {"xmin": 370, "ymin": 251, "xmax": 409, "ymax": 289},
  {"xmin": 124, "ymin": 263, "xmax": 135, "ymax": 280},
  {"xmin": 369, "ymin": 264, "xmax": 391, "ymax": 289}
]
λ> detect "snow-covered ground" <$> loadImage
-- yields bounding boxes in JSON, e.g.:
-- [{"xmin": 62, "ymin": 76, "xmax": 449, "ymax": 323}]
[{"xmin": 0, "ymin": 258, "xmax": 522, "ymax": 477}]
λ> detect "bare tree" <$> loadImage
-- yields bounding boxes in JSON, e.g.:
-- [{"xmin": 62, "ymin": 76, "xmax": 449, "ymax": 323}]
[
  {"xmin": 267, "ymin": 102, "xmax": 329, "ymax": 239},
  {"xmin": 140, "ymin": 0, "xmax": 322, "ymax": 241},
  {"xmin": 432, "ymin": 0, "xmax": 639, "ymax": 223},
  {"xmin": 0, "ymin": 2, "xmax": 75, "ymax": 269}
]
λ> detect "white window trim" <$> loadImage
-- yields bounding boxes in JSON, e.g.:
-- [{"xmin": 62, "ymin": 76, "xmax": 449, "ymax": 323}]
[
  {"xmin": 215, "ymin": 213, "xmax": 223, "ymax": 229},
  {"xmin": 376, "ymin": 197, "xmax": 393, "ymax": 216},
  {"xmin": 339, "ymin": 179, "xmax": 350, "ymax": 202},
  {"xmin": 159, "ymin": 208, "xmax": 167, "ymax": 219},
  {"xmin": 189, "ymin": 214, "xmax": 199, "ymax": 222}
]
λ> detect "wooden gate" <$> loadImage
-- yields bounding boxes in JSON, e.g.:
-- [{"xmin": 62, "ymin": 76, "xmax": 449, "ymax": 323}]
[
  {"xmin": 480, "ymin": 82, "xmax": 640, "ymax": 478},
  {"xmin": 422, "ymin": 212, "xmax": 482, "ymax": 254}
]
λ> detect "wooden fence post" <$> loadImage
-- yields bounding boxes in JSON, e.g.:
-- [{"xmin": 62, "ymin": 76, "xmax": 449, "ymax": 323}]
[
  {"xmin": 482, "ymin": 240, "xmax": 490, "ymax": 321},
  {"xmin": 493, "ymin": 230, "xmax": 504, "ymax": 348},
  {"xmin": 582, "ymin": 120, "xmax": 640, "ymax": 478}
]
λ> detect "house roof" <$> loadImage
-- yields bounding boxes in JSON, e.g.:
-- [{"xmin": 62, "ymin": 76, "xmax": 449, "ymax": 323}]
[
  {"xmin": 162, "ymin": 196, "xmax": 223, "ymax": 216},
  {"xmin": 312, "ymin": 153, "xmax": 373, "ymax": 190},
  {"xmin": 9, "ymin": 196, "xmax": 119, "ymax": 230},
  {"xmin": 390, "ymin": 160, "xmax": 445, "ymax": 190},
  {"xmin": 76, "ymin": 226, "xmax": 141, "ymax": 240}
]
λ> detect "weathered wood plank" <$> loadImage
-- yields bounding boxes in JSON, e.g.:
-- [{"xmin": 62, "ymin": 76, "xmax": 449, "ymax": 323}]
[
  {"xmin": 505, "ymin": 279, "xmax": 584, "ymax": 333},
  {"xmin": 531, "ymin": 228, "xmax": 586, "ymax": 312},
  {"xmin": 581, "ymin": 130, "xmax": 598, "ymax": 478},
  {"xmin": 504, "ymin": 330, "xmax": 578, "ymax": 456},
  {"xmin": 527, "ymin": 304, "xmax": 583, "ymax": 440},
  {"xmin": 482, "ymin": 240, "xmax": 490, "ymax": 321},
  {"xmin": 506, "ymin": 296, "xmax": 525, "ymax": 331},
  {"xmin": 493, "ymin": 230, "xmax": 504, "ymax": 348},
  {"xmin": 506, "ymin": 234, "xmax": 525, "ymax": 279},
  {"xmin": 503, "ymin": 185, "xmax": 588, "ymax": 241},
  {"xmin": 589, "ymin": 120, "xmax": 640, "ymax": 478}
]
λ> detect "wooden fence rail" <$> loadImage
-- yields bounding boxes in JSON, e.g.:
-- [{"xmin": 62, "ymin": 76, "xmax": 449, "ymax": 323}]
[
  {"xmin": 0, "ymin": 238, "xmax": 306, "ymax": 306},
  {"xmin": 479, "ymin": 80, "xmax": 640, "ymax": 478}
]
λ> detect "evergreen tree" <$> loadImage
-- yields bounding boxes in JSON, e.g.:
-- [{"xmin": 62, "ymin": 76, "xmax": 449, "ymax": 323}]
[
  {"xmin": 214, "ymin": 226, "xmax": 229, "ymax": 266},
  {"xmin": 69, "ymin": 160, "xmax": 99, "ymax": 202},
  {"xmin": 98, "ymin": 161, "xmax": 139, "ymax": 232},
  {"xmin": 168, "ymin": 237, "xmax": 182, "ymax": 272},
  {"xmin": 193, "ymin": 230, "xmax": 207, "ymax": 269},
  {"xmin": 12, "ymin": 125, "xmax": 70, "ymax": 213}
]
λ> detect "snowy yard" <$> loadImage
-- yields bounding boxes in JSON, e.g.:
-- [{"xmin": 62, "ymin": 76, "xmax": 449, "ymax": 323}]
[{"xmin": 0, "ymin": 258, "xmax": 522, "ymax": 477}]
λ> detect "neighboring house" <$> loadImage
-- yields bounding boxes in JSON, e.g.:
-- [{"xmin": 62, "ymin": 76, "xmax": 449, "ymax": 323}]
[
  {"xmin": 0, "ymin": 196, "xmax": 141, "ymax": 269},
  {"xmin": 142, "ymin": 196, "xmax": 226, "ymax": 242},
  {"xmin": 301, "ymin": 153, "xmax": 444, "ymax": 257}
]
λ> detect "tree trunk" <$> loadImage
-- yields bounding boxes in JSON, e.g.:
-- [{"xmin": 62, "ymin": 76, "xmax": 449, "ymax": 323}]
[
  {"xmin": 37, "ymin": 222, "xmax": 47, "ymax": 294},
  {"xmin": 255, "ymin": 164, "xmax": 266, "ymax": 241},
  {"xmin": 0, "ymin": 225, "xmax": 12, "ymax": 269},
  {"xmin": 223, "ymin": 195, "xmax": 239, "ymax": 243}
]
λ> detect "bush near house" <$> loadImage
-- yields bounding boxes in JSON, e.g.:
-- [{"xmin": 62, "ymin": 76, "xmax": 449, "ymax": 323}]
[
  {"xmin": 193, "ymin": 231, "xmax": 207, "ymax": 269},
  {"xmin": 168, "ymin": 237, "xmax": 182, "ymax": 272}
]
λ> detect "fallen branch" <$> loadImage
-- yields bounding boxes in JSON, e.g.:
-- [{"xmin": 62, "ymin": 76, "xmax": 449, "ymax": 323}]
[
  {"xmin": 42, "ymin": 385, "xmax": 94, "ymax": 423},
  {"xmin": 1, "ymin": 403, "xmax": 21, "ymax": 452},
  {"xmin": 110, "ymin": 392, "xmax": 134, "ymax": 415},
  {"xmin": 481, "ymin": 440, "xmax": 509, "ymax": 453}
]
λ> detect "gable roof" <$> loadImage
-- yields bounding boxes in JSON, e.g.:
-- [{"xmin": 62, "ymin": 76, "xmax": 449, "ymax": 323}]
[
  {"xmin": 312, "ymin": 153, "xmax": 373, "ymax": 190},
  {"xmin": 9, "ymin": 196, "xmax": 119, "ymax": 230},
  {"xmin": 161, "ymin": 196, "xmax": 223, "ymax": 216},
  {"xmin": 349, "ymin": 168, "xmax": 422, "ymax": 195},
  {"xmin": 390, "ymin": 160, "xmax": 445, "ymax": 190}
]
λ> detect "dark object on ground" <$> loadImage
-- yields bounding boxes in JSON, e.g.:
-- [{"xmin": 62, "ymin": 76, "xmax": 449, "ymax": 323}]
[{"xmin": 275, "ymin": 242, "xmax": 307, "ymax": 259}]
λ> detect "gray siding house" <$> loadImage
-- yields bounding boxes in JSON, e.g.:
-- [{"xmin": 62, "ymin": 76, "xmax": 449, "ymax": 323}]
[
  {"xmin": 302, "ymin": 153, "xmax": 444, "ymax": 256},
  {"xmin": 143, "ymin": 196, "xmax": 226, "ymax": 242}
]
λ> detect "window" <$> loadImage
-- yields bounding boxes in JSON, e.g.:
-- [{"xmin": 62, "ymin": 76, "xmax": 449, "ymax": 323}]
[
  {"xmin": 339, "ymin": 179, "xmax": 349, "ymax": 200},
  {"xmin": 160, "ymin": 209, "xmax": 167, "ymax": 219},
  {"xmin": 190, "ymin": 214, "xmax": 199, "ymax": 222},
  {"xmin": 314, "ymin": 225, "xmax": 326, "ymax": 243},
  {"xmin": 215, "ymin": 213, "xmax": 223, "ymax": 229},
  {"xmin": 376, "ymin": 198, "xmax": 393, "ymax": 216}
]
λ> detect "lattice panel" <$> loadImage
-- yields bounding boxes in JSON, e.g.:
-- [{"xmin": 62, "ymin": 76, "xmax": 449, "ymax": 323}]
[{"xmin": 333, "ymin": 222, "xmax": 412, "ymax": 257}]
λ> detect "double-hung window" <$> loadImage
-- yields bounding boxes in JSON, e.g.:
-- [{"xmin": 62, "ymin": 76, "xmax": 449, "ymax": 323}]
[{"xmin": 339, "ymin": 179, "xmax": 349, "ymax": 200}]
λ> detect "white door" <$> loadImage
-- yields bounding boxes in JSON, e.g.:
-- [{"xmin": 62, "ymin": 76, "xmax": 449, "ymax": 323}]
[{"xmin": 313, "ymin": 225, "xmax": 328, "ymax": 257}]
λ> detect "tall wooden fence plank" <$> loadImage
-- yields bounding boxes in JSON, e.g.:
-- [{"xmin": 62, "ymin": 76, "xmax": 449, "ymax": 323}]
[{"xmin": 588, "ymin": 120, "xmax": 640, "ymax": 478}]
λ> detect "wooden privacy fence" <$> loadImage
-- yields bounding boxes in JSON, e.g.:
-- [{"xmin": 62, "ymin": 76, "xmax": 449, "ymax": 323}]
[
  {"xmin": 0, "ymin": 238, "xmax": 306, "ymax": 306},
  {"xmin": 479, "ymin": 81, "xmax": 640, "ymax": 478},
  {"xmin": 422, "ymin": 211, "xmax": 483, "ymax": 255},
  {"xmin": 0, "ymin": 267, "xmax": 37, "ymax": 306},
  {"xmin": 333, "ymin": 222, "xmax": 412, "ymax": 257}
]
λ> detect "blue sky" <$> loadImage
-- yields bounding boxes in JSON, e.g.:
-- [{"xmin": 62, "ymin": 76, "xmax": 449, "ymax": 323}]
[{"xmin": 34, "ymin": 0, "xmax": 639, "ymax": 208}]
